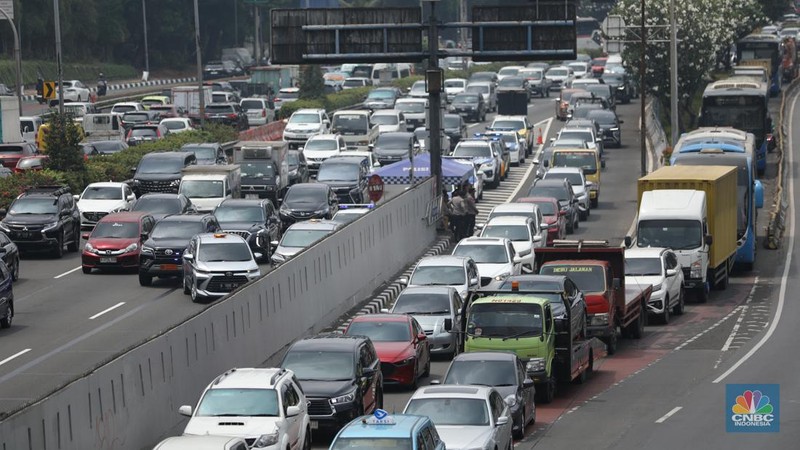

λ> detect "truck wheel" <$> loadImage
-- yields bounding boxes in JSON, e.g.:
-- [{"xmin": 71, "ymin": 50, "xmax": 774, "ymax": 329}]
[
  {"xmin": 715, "ymin": 270, "xmax": 729, "ymax": 290},
  {"xmin": 659, "ymin": 296, "xmax": 671, "ymax": 324},
  {"xmin": 537, "ymin": 377, "xmax": 556, "ymax": 404},
  {"xmin": 139, "ymin": 273, "xmax": 153, "ymax": 287},
  {"xmin": 591, "ymin": 197, "xmax": 599, "ymax": 208},
  {"xmin": 629, "ymin": 309, "xmax": 645, "ymax": 339},
  {"xmin": 696, "ymin": 285, "xmax": 709, "ymax": 303},
  {"xmin": 673, "ymin": 288, "xmax": 685, "ymax": 315},
  {"xmin": 606, "ymin": 332, "xmax": 618, "ymax": 355}
]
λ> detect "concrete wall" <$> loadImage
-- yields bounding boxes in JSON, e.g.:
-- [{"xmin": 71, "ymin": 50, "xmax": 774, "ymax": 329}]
[{"xmin": 0, "ymin": 178, "xmax": 438, "ymax": 450}]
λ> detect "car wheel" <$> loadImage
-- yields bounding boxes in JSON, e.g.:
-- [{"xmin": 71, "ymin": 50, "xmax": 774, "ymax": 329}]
[
  {"xmin": 566, "ymin": 218, "xmax": 574, "ymax": 234},
  {"xmin": 0, "ymin": 300, "xmax": 12, "ymax": 328},
  {"xmin": 52, "ymin": 231, "xmax": 64, "ymax": 258},
  {"xmin": 190, "ymin": 281, "xmax": 202, "ymax": 303},
  {"xmin": 513, "ymin": 410, "xmax": 526, "ymax": 440},
  {"xmin": 660, "ymin": 296, "xmax": 671, "ymax": 324},
  {"xmin": 67, "ymin": 227, "xmax": 80, "ymax": 252},
  {"xmin": 573, "ymin": 213, "xmax": 579, "ymax": 229},
  {"xmin": 82, "ymin": 266, "xmax": 91, "ymax": 274},
  {"xmin": 673, "ymin": 288, "xmax": 685, "ymax": 315},
  {"xmin": 11, "ymin": 257, "xmax": 19, "ymax": 281},
  {"xmin": 139, "ymin": 273, "xmax": 153, "ymax": 287},
  {"xmin": 422, "ymin": 355, "xmax": 431, "ymax": 377},
  {"xmin": 183, "ymin": 276, "xmax": 191, "ymax": 294},
  {"xmin": 302, "ymin": 428, "xmax": 311, "ymax": 450}
]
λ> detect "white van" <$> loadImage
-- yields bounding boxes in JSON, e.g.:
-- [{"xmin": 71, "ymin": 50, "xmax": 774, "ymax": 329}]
[
  {"xmin": 371, "ymin": 63, "xmax": 412, "ymax": 86},
  {"xmin": 20, "ymin": 116, "xmax": 43, "ymax": 145}
]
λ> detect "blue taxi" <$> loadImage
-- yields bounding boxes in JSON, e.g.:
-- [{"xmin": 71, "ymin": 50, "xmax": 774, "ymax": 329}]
[{"xmin": 329, "ymin": 410, "xmax": 446, "ymax": 450}]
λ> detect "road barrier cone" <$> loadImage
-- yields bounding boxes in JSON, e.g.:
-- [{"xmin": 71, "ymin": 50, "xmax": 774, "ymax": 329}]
[{"xmin": 536, "ymin": 128, "xmax": 543, "ymax": 145}]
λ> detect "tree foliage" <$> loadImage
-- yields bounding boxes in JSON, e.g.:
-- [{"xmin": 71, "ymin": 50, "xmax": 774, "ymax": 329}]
[
  {"xmin": 299, "ymin": 65, "xmax": 325, "ymax": 100},
  {"xmin": 44, "ymin": 113, "xmax": 85, "ymax": 175}
]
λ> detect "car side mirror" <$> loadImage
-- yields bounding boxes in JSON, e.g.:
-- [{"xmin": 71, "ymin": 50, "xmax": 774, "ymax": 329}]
[
  {"xmin": 270, "ymin": 240, "xmax": 279, "ymax": 248},
  {"xmin": 286, "ymin": 405, "xmax": 301, "ymax": 417},
  {"xmin": 361, "ymin": 367, "xmax": 376, "ymax": 378},
  {"xmin": 624, "ymin": 236, "xmax": 632, "ymax": 248},
  {"xmin": 559, "ymin": 210, "xmax": 567, "ymax": 216},
  {"xmin": 705, "ymin": 234, "xmax": 713, "ymax": 246},
  {"xmin": 496, "ymin": 416, "xmax": 509, "ymax": 426},
  {"xmin": 130, "ymin": 166, "xmax": 137, "ymax": 175},
  {"xmin": 430, "ymin": 379, "xmax": 441, "ymax": 385},
  {"xmin": 532, "ymin": 235, "xmax": 542, "ymax": 243},
  {"xmin": 398, "ymin": 277, "xmax": 409, "ymax": 285},
  {"xmin": 522, "ymin": 378, "xmax": 535, "ymax": 388},
  {"xmin": 0, "ymin": 208, "xmax": 7, "ymax": 217},
  {"xmin": 612, "ymin": 278, "xmax": 621, "ymax": 290},
  {"xmin": 417, "ymin": 332, "xmax": 427, "ymax": 342},
  {"xmin": 666, "ymin": 269, "xmax": 677, "ymax": 277},
  {"xmin": 619, "ymin": 119, "xmax": 625, "ymax": 124},
  {"xmin": 513, "ymin": 255, "xmax": 525, "ymax": 264},
  {"xmin": 543, "ymin": 160, "xmax": 549, "ymax": 168},
  {"xmin": 178, "ymin": 405, "xmax": 193, "ymax": 417},
  {"xmin": 81, "ymin": 232, "xmax": 90, "ymax": 240},
  {"xmin": 373, "ymin": 161, "xmax": 381, "ymax": 167},
  {"xmin": 469, "ymin": 277, "xmax": 479, "ymax": 286},
  {"xmin": 368, "ymin": 143, "xmax": 374, "ymax": 149},
  {"xmin": 444, "ymin": 318, "xmax": 453, "ymax": 331},
  {"xmin": 183, "ymin": 253, "xmax": 194, "ymax": 261},
  {"xmin": 601, "ymin": 159, "xmax": 606, "ymax": 169},
  {"xmin": 73, "ymin": 194, "xmax": 80, "ymax": 201},
  {"xmin": 540, "ymin": 222, "xmax": 550, "ymax": 230},
  {"xmin": 380, "ymin": 308, "xmax": 390, "ymax": 313},
  {"xmin": 140, "ymin": 233, "xmax": 148, "ymax": 241}
]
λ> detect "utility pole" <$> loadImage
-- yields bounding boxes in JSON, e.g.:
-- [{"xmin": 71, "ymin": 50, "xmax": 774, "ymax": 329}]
[
  {"xmin": 194, "ymin": 0, "xmax": 205, "ymax": 127},
  {"xmin": 639, "ymin": 0, "xmax": 647, "ymax": 176},
  {"xmin": 426, "ymin": 1, "xmax": 443, "ymax": 192},
  {"xmin": 0, "ymin": 8, "xmax": 22, "ymax": 117},
  {"xmin": 459, "ymin": 0, "xmax": 468, "ymax": 51},
  {"xmin": 234, "ymin": 0, "xmax": 239, "ymax": 46},
  {"xmin": 54, "ymin": 0, "xmax": 64, "ymax": 115},
  {"xmin": 254, "ymin": 5, "xmax": 261, "ymax": 65},
  {"xmin": 669, "ymin": 0, "xmax": 679, "ymax": 146},
  {"xmin": 143, "ymin": 0, "xmax": 150, "ymax": 77}
]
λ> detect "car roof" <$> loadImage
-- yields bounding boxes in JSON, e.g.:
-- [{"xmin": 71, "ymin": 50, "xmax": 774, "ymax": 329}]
[
  {"xmin": 196, "ymin": 232, "xmax": 248, "ymax": 245},
  {"xmin": 534, "ymin": 178, "xmax": 569, "ymax": 187},
  {"xmin": 142, "ymin": 151, "xmax": 193, "ymax": 160},
  {"xmin": 139, "ymin": 193, "xmax": 184, "ymax": 199},
  {"xmin": 307, "ymin": 134, "xmax": 340, "ymax": 140},
  {"xmin": 207, "ymin": 368, "xmax": 287, "ymax": 390},
  {"xmin": 371, "ymin": 109, "xmax": 402, "ymax": 116},
  {"xmin": 397, "ymin": 286, "xmax": 456, "ymax": 296},
  {"xmin": 416, "ymin": 255, "xmax": 471, "ymax": 267},
  {"xmin": 159, "ymin": 213, "xmax": 213, "ymax": 223},
  {"xmin": 336, "ymin": 414, "xmax": 431, "ymax": 439},
  {"xmin": 154, "ymin": 435, "xmax": 247, "ymax": 449},
  {"xmin": 97, "ymin": 211, "xmax": 150, "ymax": 223},
  {"xmin": 350, "ymin": 313, "xmax": 410, "ymax": 323},
  {"xmin": 378, "ymin": 131, "xmax": 414, "ymax": 138},
  {"xmin": 292, "ymin": 332, "xmax": 368, "ymax": 351},
  {"xmin": 294, "ymin": 108, "xmax": 325, "ymax": 114},
  {"xmin": 279, "ymin": 87, "xmax": 300, "ymax": 93},
  {"xmin": 286, "ymin": 219, "xmax": 340, "ymax": 231},
  {"xmin": 455, "ymin": 237, "xmax": 510, "ymax": 246},
  {"xmin": 485, "ymin": 215, "xmax": 531, "ymax": 225},
  {"xmin": 490, "ymin": 203, "xmax": 537, "ymax": 213},
  {"xmin": 218, "ymin": 198, "xmax": 269, "ymax": 207},
  {"xmin": 288, "ymin": 183, "xmax": 328, "ymax": 192},
  {"xmin": 325, "ymin": 155, "xmax": 366, "ymax": 164},
  {"xmin": 546, "ymin": 166, "xmax": 583, "ymax": 175},
  {"xmin": 182, "ymin": 143, "xmax": 219, "ymax": 149},
  {"xmin": 624, "ymin": 247, "xmax": 669, "ymax": 258},
  {"xmin": 84, "ymin": 182, "xmax": 126, "ymax": 189},
  {"xmin": 412, "ymin": 385, "xmax": 492, "ymax": 399},
  {"xmin": 452, "ymin": 351, "xmax": 518, "ymax": 363}
]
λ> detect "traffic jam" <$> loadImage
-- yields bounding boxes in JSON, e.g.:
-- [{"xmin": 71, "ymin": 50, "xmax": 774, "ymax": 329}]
[{"xmin": 2, "ymin": 11, "xmax": 790, "ymax": 450}]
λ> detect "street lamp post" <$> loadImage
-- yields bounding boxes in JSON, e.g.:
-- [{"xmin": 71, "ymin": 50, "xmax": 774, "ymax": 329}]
[
  {"xmin": 669, "ymin": 0, "xmax": 678, "ymax": 146},
  {"xmin": 639, "ymin": 0, "xmax": 647, "ymax": 176},
  {"xmin": 143, "ymin": 0, "xmax": 150, "ymax": 78},
  {"xmin": 425, "ymin": 0, "xmax": 443, "ymax": 193},
  {"xmin": 0, "ymin": 8, "xmax": 22, "ymax": 117},
  {"xmin": 194, "ymin": 0, "xmax": 205, "ymax": 127},
  {"xmin": 54, "ymin": 0, "xmax": 65, "ymax": 115}
]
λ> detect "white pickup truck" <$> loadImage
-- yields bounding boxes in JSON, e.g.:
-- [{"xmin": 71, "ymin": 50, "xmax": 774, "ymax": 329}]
[{"xmin": 331, "ymin": 110, "xmax": 379, "ymax": 151}]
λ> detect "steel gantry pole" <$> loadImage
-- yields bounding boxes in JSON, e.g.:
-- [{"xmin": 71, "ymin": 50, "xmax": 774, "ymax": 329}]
[
  {"xmin": 194, "ymin": 0, "xmax": 205, "ymax": 127},
  {"xmin": 0, "ymin": 8, "xmax": 22, "ymax": 117},
  {"xmin": 426, "ymin": 1, "xmax": 443, "ymax": 192},
  {"xmin": 639, "ymin": 0, "xmax": 647, "ymax": 176},
  {"xmin": 143, "ymin": 0, "xmax": 150, "ymax": 77},
  {"xmin": 669, "ymin": 0, "xmax": 679, "ymax": 146},
  {"xmin": 54, "ymin": 0, "xmax": 65, "ymax": 115}
]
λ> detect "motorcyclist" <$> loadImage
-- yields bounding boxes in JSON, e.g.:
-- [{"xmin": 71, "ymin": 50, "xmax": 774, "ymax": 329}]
[{"xmin": 97, "ymin": 73, "xmax": 108, "ymax": 97}]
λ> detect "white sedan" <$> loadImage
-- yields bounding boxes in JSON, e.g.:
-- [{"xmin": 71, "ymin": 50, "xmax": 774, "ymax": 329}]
[
  {"xmin": 56, "ymin": 80, "xmax": 91, "ymax": 103},
  {"xmin": 160, "ymin": 118, "xmax": 194, "ymax": 134},
  {"xmin": 403, "ymin": 385, "xmax": 514, "ymax": 450}
]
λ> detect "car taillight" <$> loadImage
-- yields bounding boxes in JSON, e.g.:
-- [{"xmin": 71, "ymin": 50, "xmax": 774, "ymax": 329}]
[
  {"xmin": 228, "ymin": 113, "xmax": 238, "ymax": 119},
  {"xmin": 274, "ymin": 98, "xmax": 282, "ymax": 102},
  {"xmin": 262, "ymin": 109, "xmax": 266, "ymax": 117},
  {"xmin": 126, "ymin": 130, "xmax": 132, "ymax": 138}
]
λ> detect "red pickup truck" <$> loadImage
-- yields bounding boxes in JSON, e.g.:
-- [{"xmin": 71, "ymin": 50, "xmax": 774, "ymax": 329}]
[{"xmin": 535, "ymin": 240, "xmax": 652, "ymax": 354}]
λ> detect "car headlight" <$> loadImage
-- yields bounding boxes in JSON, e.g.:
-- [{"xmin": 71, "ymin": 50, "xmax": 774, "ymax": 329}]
[
  {"xmin": 170, "ymin": 179, "xmax": 180, "ymax": 187},
  {"xmin": 140, "ymin": 245, "xmax": 154, "ymax": 255},
  {"xmin": 690, "ymin": 260, "xmax": 703, "ymax": 279},
  {"xmin": 0, "ymin": 222, "xmax": 9, "ymax": 232},
  {"xmin": 331, "ymin": 390, "xmax": 357, "ymax": 404},
  {"xmin": 42, "ymin": 221, "xmax": 59, "ymax": 231},
  {"xmin": 124, "ymin": 243, "xmax": 138, "ymax": 253},
  {"xmin": 398, "ymin": 357, "xmax": 415, "ymax": 365},
  {"xmin": 85, "ymin": 242, "xmax": 96, "ymax": 253},
  {"xmin": 289, "ymin": 169, "xmax": 298, "ymax": 176},
  {"xmin": 253, "ymin": 433, "xmax": 279, "ymax": 448},
  {"xmin": 313, "ymin": 209, "xmax": 328, "ymax": 215},
  {"xmin": 589, "ymin": 312, "xmax": 609, "ymax": 326},
  {"xmin": 526, "ymin": 358, "xmax": 546, "ymax": 373},
  {"xmin": 271, "ymin": 253, "xmax": 286, "ymax": 263},
  {"xmin": 248, "ymin": 268, "xmax": 261, "ymax": 278},
  {"xmin": 652, "ymin": 282, "xmax": 663, "ymax": 291}
]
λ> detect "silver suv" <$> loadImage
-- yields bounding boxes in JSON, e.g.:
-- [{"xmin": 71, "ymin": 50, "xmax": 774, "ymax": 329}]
[{"xmin": 180, "ymin": 368, "xmax": 311, "ymax": 449}]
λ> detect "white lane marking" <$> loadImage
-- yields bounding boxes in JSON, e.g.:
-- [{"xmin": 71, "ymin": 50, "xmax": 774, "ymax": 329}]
[
  {"xmin": 508, "ymin": 118, "xmax": 553, "ymax": 201},
  {"xmin": 655, "ymin": 406, "xmax": 683, "ymax": 423},
  {"xmin": 89, "ymin": 302, "xmax": 126, "ymax": 320},
  {"xmin": 54, "ymin": 266, "xmax": 82, "ymax": 279},
  {"xmin": 0, "ymin": 349, "xmax": 32, "ymax": 366},
  {"xmin": 719, "ymin": 279, "xmax": 758, "ymax": 354},
  {"xmin": 712, "ymin": 93, "xmax": 797, "ymax": 384}
]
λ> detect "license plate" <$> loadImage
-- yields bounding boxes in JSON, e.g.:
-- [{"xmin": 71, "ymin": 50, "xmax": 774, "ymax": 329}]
[
  {"xmin": 245, "ymin": 193, "xmax": 260, "ymax": 199},
  {"xmin": 310, "ymin": 421, "xmax": 319, "ymax": 430},
  {"xmin": 20, "ymin": 232, "xmax": 29, "ymax": 238},
  {"xmin": 100, "ymin": 257, "xmax": 117, "ymax": 263},
  {"xmin": 222, "ymin": 282, "xmax": 239, "ymax": 290},
  {"xmin": 160, "ymin": 264, "xmax": 178, "ymax": 271}
]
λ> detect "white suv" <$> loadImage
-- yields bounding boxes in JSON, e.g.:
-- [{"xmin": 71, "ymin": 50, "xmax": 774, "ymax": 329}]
[
  {"xmin": 179, "ymin": 368, "xmax": 311, "ymax": 449},
  {"xmin": 283, "ymin": 108, "xmax": 330, "ymax": 149},
  {"xmin": 76, "ymin": 182, "xmax": 137, "ymax": 230},
  {"xmin": 302, "ymin": 134, "xmax": 347, "ymax": 175}
]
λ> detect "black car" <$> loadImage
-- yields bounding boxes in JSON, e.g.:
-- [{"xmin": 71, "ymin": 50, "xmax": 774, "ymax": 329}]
[
  {"xmin": 279, "ymin": 333, "xmax": 383, "ymax": 433},
  {"xmin": 203, "ymin": 60, "xmax": 231, "ymax": 79},
  {"xmin": 370, "ymin": 132, "xmax": 419, "ymax": 166},
  {"xmin": 138, "ymin": 213, "xmax": 221, "ymax": 286},
  {"xmin": 443, "ymin": 114, "xmax": 467, "ymax": 150},
  {"xmin": 203, "ymin": 103, "xmax": 249, "ymax": 130},
  {"xmin": 586, "ymin": 109, "xmax": 623, "ymax": 148},
  {"xmin": 213, "ymin": 198, "xmax": 281, "ymax": 261},
  {"xmin": 130, "ymin": 193, "xmax": 197, "ymax": 221},
  {"xmin": 0, "ymin": 185, "xmax": 81, "ymax": 258},
  {"xmin": 279, "ymin": 183, "xmax": 339, "ymax": 230},
  {"xmin": 364, "ymin": 87, "xmax": 402, "ymax": 110},
  {"xmin": 181, "ymin": 143, "xmax": 226, "ymax": 165},
  {"xmin": 120, "ymin": 110, "xmax": 162, "ymax": 131},
  {"xmin": 287, "ymin": 150, "xmax": 310, "ymax": 185},
  {"xmin": 439, "ymin": 351, "xmax": 535, "ymax": 439},
  {"xmin": 527, "ymin": 178, "xmax": 580, "ymax": 233},
  {"xmin": 601, "ymin": 72, "xmax": 633, "ymax": 104},
  {"xmin": 584, "ymin": 84, "xmax": 616, "ymax": 109},
  {"xmin": 80, "ymin": 140, "xmax": 129, "ymax": 158},
  {"xmin": 126, "ymin": 124, "xmax": 169, "ymax": 147},
  {"xmin": 570, "ymin": 103, "xmax": 606, "ymax": 121},
  {"xmin": 449, "ymin": 93, "xmax": 486, "ymax": 123},
  {"xmin": 496, "ymin": 76, "xmax": 531, "ymax": 102},
  {"xmin": 0, "ymin": 231, "xmax": 19, "ymax": 281},
  {"xmin": 132, "ymin": 152, "xmax": 197, "ymax": 196},
  {"xmin": 317, "ymin": 155, "xmax": 371, "ymax": 204},
  {"xmin": 0, "ymin": 260, "xmax": 12, "ymax": 329}
]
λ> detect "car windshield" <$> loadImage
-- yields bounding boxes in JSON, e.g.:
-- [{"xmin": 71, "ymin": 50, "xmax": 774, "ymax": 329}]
[
  {"xmin": 529, "ymin": 185, "xmax": 567, "ymax": 201},
  {"xmin": 453, "ymin": 244, "xmax": 509, "ymax": 264},
  {"xmin": 281, "ymin": 229, "xmax": 331, "ymax": 247},
  {"xmin": 82, "ymin": 186, "xmax": 123, "ymax": 200},
  {"xmin": 282, "ymin": 351, "xmax": 354, "ymax": 380},
  {"xmin": 521, "ymin": 70, "xmax": 543, "ymax": 80},
  {"xmin": 113, "ymin": 105, "xmax": 137, "ymax": 113},
  {"xmin": 410, "ymin": 82, "xmax": 427, "ymax": 92},
  {"xmin": 343, "ymin": 79, "xmax": 365, "ymax": 87},
  {"xmin": 123, "ymin": 113, "xmax": 149, "ymax": 122},
  {"xmin": 396, "ymin": 102, "xmax": 425, "ymax": 113},
  {"xmin": 180, "ymin": 180, "xmax": 223, "ymax": 198},
  {"xmin": 93, "ymin": 141, "xmax": 125, "ymax": 153},
  {"xmin": 130, "ymin": 128, "xmax": 157, "ymax": 138},
  {"xmin": 444, "ymin": 116, "xmax": 461, "ymax": 128},
  {"xmin": 626, "ymin": 257, "xmax": 663, "ymax": 276},
  {"xmin": 0, "ymin": 145, "xmax": 25, "ymax": 154},
  {"xmin": 214, "ymin": 206, "xmax": 264, "ymax": 222},
  {"xmin": 637, "ymin": 219, "xmax": 703, "ymax": 250},
  {"xmin": 405, "ymin": 398, "xmax": 490, "ymax": 426},
  {"xmin": 410, "ymin": 265, "xmax": 466, "ymax": 286},
  {"xmin": 212, "ymin": 94, "xmax": 228, "ymax": 103},
  {"xmin": 376, "ymin": 135, "xmax": 410, "ymax": 150},
  {"xmin": 552, "ymin": 152, "xmax": 597, "ymax": 174},
  {"xmin": 481, "ymin": 225, "xmax": 529, "ymax": 242},
  {"xmin": 289, "ymin": 113, "xmax": 321, "ymax": 124},
  {"xmin": 132, "ymin": 197, "xmax": 182, "ymax": 214},
  {"xmin": 492, "ymin": 120, "xmax": 524, "ymax": 130},
  {"xmin": 587, "ymin": 85, "xmax": 611, "ymax": 97},
  {"xmin": 368, "ymin": 90, "xmax": 395, "ymax": 99},
  {"xmin": 277, "ymin": 91, "xmax": 299, "ymax": 100},
  {"xmin": 465, "ymin": 85, "xmax": 488, "ymax": 94},
  {"xmin": 183, "ymin": 146, "xmax": 217, "ymax": 160},
  {"xmin": 392, "ymin": 293, "xmax": 451, "ymax": 314},
  {"xmin": 241, "ymin": 161, "xmax": 275, "ymax": 178},
  {"xmin": 539, "ymin": 264, "xmax": 606, "ymax": 292},
  {"xmin": 587, "ymin": 111, "xmax": 616, "ymax": 125},
  {"xmin": 206, "ymin": 105, "xmax": 235, "ymax": 114},
  {"xmin": 331, "ymin": 438, "xmax": 412, "ymax": 450},
  {"xmin": 468, "ymin": 301, "xmax": 543, "ymax": 338},
  {"xmin": 346, "ymin": 321, "xmax": 411, "ymax": 342},
  {"xmin": 162, "ymin": 121, "xmax": 187, "ymax": 130},
  {"xmin": 547, "ymin": 68, "xmax": 568, "ymax": 76},
  {"xmin": 150, "ymin": 221, "xmax": 205, "ymax": 239},
  {"xmin": 572, "ymin": 106, "xmax": 603, "ymax": 119},
  {"xmin": 498, "ymin": 77, "xmax": 523, "ymax": 88},
  {"xmin": 317, "ymin": 163, "xmax": 359, "ymax": 182},
  {"xmin": 287, "ymin": 152, "xmax": 300, "ymax": 166},
  {"xmin": 332, "ymin": 114, "xmax": 368, "ymax": 133},
  {"xmin": 445, "ymin": 80, "xmax": 465, "ymax": 88},
  {"xmin": 305, "ymin": 139, "xmax": 338, "ymax": 151},
  {"xmin": 141, "ymin": 99, "xmax": 163, "ymax": 107},
  {"xmin": 240, "ymin": 100, "xmax": 264, "ymax": 110},
  {"xmin": 198, "ymin": 242, "xmax": 252, "ymax": 262},
  {"xmin": 444, "ymin": 360, "xmax": 517, "ymax": 386},
  {"xmin": 371, "ymin": 114, "xmax": 398, "ymax": 125},
  {"xmin": 9, "ymin": 197, "xmax": 58, "ymax": 214},
  {"xmin": 137, "ymin": 157, "xmax": 184, "ymax": 174},
  {"xmin": 91, "ymin": 221, "xmax": 139, "ymax": 239},
  {"xmin": 470, "ymin": 73, "xmax": 494, "ymax": 82},
  {"xmin": 454, "ymin": 94, "xmax": 480, "ymax": 103},
  {"xmin": 531, "ymin": 201, "xmax": 556, "ymax": 215},
  {"xmin": 332, "ymin": 210, "xmax": 366, "ymax": 224},
  {"xmin": 546, "ymin": 171, "xmax": 583, "ymax": 186},
  {"xmin": 196, "ymin": 388, "xmax": 279, "ymax": 417},
  {"xmin": 453, "ymin": 145, "xmax": 491, "ymax": 158}
]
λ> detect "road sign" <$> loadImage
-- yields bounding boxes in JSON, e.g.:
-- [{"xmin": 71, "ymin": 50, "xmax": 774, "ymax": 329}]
[
  {"xmin": 0, "ymin": 0, "xmax": 14, "ymax": 20},
  {"xmin": 602, "ymin": 15, "xmax": 626, "ymax": 38},
  {"xmin": 43, "ymin": 82, "xmax": 56, "ymax": 100},
  {"xmin": 367, "ymin": 174, "xmax": 385, "ymax": 203}
]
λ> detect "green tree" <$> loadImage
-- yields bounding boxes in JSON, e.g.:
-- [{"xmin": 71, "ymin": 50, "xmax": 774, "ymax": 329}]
[
  {"xmin": 44, "ymin": 113, "xmax": 86, "ymax": 176},
  {"xmin": 299, "ymin": 65, "xmax": 325, "ymax": 100}
]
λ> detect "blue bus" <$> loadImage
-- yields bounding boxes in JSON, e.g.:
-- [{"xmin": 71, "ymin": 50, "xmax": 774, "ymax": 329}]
[
  {"xmin": 736, "ymin": 33, "xmax": 784, "ymax": 96},
  {"xmin": 698, "ymin": 77, "xmax": 772, "ymax": 176},
  {"xmin": 671, "ymin": 129, "xmax": 764, "ymax": 270}
]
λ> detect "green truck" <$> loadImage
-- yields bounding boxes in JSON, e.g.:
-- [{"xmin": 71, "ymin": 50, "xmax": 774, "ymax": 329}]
[{"xmin": 462, "ymin": 284, "xmax": 606, "ymax": 403}]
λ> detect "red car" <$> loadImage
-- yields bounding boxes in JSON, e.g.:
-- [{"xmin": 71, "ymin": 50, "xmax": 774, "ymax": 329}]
[
  {"xmin": 519, "ymin": 196, "xmax": 566, "ymax": 245},
  {"xmin": 0, "ymin": 142, "xmax": 38, "ymax": 169},
  {"xmin": 14, "ymin": 155, "xmax": 49, "ymax": 173},
  {"xmin": 81, "ymin": 211, "xmax": 156, "ymax": 273},
  {"xmin": 344, "ymin": 313, "xmax": 431, "ymax": 389}
]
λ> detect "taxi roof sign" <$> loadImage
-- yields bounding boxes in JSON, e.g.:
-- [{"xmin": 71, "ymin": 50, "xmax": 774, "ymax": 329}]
[{"xmin": 363, "ymin": 409, "xmax": 396, "ymax": 425}]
